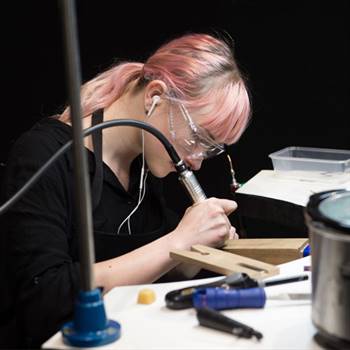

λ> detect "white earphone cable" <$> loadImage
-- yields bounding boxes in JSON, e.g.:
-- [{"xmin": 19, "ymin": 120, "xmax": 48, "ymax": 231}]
[{"xmin": 116, "ymin": 96, "xmax": 159, "ymax": 235}]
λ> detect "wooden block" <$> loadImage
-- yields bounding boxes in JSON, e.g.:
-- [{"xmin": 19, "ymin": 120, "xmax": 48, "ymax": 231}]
[
  {"xmin": 223, "ymin": 238, "xmax": 309, "ymax": 265},
  {"xmin": 170, "ymin": 244, "xmax": 279, "ymax": 280}
]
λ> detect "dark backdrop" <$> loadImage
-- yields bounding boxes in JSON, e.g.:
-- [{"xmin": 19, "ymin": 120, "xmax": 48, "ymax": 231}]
[{"xmin": 3, "ymin": 0, "xmax": 349, "ymax": 217}]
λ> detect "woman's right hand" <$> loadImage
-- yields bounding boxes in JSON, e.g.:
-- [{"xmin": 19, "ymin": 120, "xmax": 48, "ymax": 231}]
[{"xmin": 168, "ymin": 197, "xmax": 238, "ymax": 251}]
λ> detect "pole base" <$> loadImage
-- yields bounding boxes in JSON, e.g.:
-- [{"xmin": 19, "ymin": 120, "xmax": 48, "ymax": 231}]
[{"xmin": 61, "ymin": 288, "xmax": 121, "ymax": 347}]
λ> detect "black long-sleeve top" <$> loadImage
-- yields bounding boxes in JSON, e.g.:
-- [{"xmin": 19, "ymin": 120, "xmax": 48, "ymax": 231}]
[{"xmin": 0, "ymin": 116, "xmax": 178, "ymax": 348}]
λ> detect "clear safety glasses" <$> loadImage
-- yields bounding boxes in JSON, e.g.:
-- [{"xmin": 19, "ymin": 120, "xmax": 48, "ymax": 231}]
[{"xmin": 168, "ymin": 100, "xmax": 225, "ymax": 161}]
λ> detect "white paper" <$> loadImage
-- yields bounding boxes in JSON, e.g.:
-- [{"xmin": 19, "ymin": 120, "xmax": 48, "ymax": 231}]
[{"xmin": 236, "ymin": 170, "xmax": 350, "ymax": 207}]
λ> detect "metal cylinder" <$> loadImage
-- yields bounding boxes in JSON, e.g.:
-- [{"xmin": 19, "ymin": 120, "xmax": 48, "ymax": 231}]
[
  {"xmin": 178, "ymin": 169, "xmax": 207, "ymax": 203},
  {"xmin": 60, "ymin": 0, "xmax": 95, "ymax": 291},
  {"xmin": 305, "ymin": 190, "xmax": 350, "ymax": 345}
]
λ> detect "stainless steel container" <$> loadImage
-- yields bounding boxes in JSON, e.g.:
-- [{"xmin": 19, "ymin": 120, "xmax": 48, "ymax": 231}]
[{"xmin": 305, "ymin": 189, "xmax": 350, "ymax": 347}]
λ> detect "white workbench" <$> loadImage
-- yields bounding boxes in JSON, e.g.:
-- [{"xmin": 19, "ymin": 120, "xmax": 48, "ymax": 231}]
[{"xmin": 43, "ymin": 256, "xmax": 323, "ymax": 349}]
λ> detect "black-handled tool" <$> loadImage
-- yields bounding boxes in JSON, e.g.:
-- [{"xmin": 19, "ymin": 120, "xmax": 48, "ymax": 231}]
[{"xmin": 196, "ymin": 307, "xmax": 263, "ymax": 340}]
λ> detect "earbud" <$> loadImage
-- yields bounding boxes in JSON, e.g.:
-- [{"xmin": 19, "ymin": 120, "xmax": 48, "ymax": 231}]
[
  {"xmin": 152, "ymin": 95, "xmax": 161, "ymax": 105},
  {"xmin": 147, "ymin": 95, "xmax": 160, "ymax": 118}
]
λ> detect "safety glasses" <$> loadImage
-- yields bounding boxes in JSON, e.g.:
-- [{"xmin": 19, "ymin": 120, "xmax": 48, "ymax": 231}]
[{"xmin": 168, "ymin": 99, "xmax": 225, "ymax": 161}]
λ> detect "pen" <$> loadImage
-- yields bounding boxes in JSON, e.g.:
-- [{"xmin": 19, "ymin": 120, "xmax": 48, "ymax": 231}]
[{"xmin": 261, "ymin": 274, "xmax": 308, "ymax": 287}]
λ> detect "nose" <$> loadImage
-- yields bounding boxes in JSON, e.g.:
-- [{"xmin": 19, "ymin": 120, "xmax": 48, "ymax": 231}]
[{"xmin": 184, "ymin": 156, "xmax": 203, "ymax": 171}]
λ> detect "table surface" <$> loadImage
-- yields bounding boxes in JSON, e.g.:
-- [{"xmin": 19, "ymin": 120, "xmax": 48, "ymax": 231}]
[{"xmin": 43, "ymin": 256, "xmax": 324, "ymax": 350}]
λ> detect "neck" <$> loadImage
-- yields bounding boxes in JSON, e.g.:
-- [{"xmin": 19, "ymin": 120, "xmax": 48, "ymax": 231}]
[
  {"xmin": 102, "ymin": 89, "xmax": 145, "ymax": 169},
  {"xmin": 74, "ymin": 85, "xmax": 146, "ymax": 191},
  {"xmin": 95, "ymin": 89, "xmax": 147, "ymax": 192}
]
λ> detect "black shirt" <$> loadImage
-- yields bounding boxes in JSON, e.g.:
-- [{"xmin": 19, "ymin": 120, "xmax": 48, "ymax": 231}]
[{"xmin": 0, "ymin": 115, "xmax": 178, "ymax": 348}]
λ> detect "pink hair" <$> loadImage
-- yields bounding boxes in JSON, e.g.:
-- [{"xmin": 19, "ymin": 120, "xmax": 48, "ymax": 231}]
[
  {"xmin": 60, "ymin": 62, "xmax": 144, "ymax": 121},
  {"xmin": 61, "ymin": 33, "xmax": 251, "ymax": 144}
]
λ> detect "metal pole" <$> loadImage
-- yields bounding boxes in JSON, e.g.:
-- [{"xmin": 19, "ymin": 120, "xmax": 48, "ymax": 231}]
[{"xmin": 60, "ymin": 0, "xmax": 95, "ymax": 291}]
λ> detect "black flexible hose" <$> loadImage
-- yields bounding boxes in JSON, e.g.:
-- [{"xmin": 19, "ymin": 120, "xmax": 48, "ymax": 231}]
[{"xmin": 0, "ymin": 119, "xmax": 182, "ymax": 215}]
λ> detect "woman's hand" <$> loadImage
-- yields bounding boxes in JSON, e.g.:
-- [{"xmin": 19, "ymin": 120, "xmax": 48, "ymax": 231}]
[{"xmin": 168, "ymin": 197, "xmax": 239, "ymax": 251}]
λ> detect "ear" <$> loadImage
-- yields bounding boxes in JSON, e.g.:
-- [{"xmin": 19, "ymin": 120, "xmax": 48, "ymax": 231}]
[{"xmin": 144, "ymin": 80, "xmax": 168, "ymax": 112}]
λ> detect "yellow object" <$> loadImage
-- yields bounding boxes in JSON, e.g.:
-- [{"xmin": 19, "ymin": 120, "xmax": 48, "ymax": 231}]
[{"xmin": 137, "ymin": 288, "xmax": 156, "ymax": 304}]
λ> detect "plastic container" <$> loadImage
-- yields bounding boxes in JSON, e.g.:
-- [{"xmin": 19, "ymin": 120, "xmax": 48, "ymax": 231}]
[{"xmin": 269, "ymin": 146, "xmax": 350, "ymax": 173}]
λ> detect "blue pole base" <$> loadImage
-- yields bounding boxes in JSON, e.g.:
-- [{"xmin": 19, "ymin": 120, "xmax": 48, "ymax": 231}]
[{"xmin": 61, "ymin": 288, "xmax": 121, "ymax": 347}]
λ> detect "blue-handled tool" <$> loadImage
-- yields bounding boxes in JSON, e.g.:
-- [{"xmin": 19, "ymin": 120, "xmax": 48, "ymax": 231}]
[
  {"xmin": 193, "ymin": 287, "xmax": 311, "ymax": 310},
  {"xmin": 193, "ymin": 287, "xmax": 266, "ymax": 310},
  {"xmin": 165, "ymin": 273, "xmax": 309, "ymax": 310}
]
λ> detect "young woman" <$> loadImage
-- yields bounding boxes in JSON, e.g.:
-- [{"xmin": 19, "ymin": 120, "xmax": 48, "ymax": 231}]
[{"xmin": 1, "ymin": 33, "xmax": 250, "ymax": 347}]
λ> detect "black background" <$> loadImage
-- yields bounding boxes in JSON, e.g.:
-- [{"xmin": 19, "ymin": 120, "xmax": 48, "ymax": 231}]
[{"xmin": 3, "ymin": 0, "xmax": 349, "ymax": 216}]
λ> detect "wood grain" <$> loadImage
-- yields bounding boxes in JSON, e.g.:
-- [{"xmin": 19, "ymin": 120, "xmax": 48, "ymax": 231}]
[
  {"xmin": 170, "ymin": 244, "xmax": 279, "ymax": 280},
  {"xmin": 223, "ymin": 238, "xmax": 309, "ymax": 265}
]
